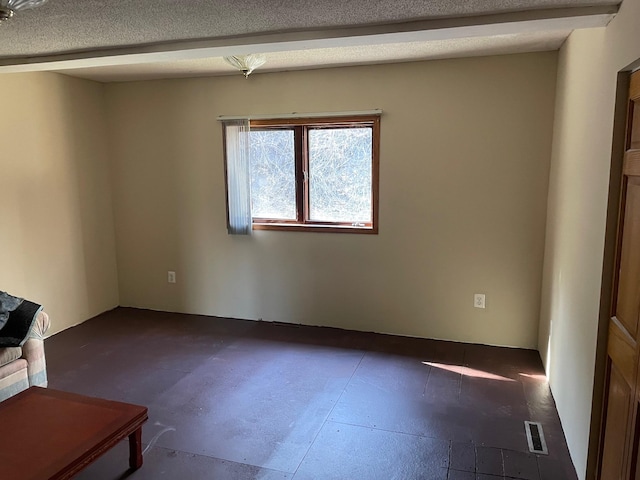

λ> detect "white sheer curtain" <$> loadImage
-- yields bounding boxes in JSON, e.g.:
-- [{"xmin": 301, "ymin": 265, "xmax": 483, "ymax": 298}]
[{"xmin": 223, "ymin": 119, "xmax": 252, "ymax": 235}]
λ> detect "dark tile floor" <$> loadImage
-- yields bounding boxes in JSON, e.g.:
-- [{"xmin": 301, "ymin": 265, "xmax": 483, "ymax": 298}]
[{"xmin": 45, "ymin": 308, "xmax": 577, "ymax": 480}]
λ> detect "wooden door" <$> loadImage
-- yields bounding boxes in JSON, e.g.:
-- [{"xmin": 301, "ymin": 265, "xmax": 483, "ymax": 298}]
[{"xmin": 599, "ymin": 70, "xmax": 640, "ymax": 480}]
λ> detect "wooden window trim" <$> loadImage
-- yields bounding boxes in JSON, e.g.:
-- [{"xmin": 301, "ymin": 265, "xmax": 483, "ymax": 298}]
[{"xmin": 249, "ymin": 115, "xmax": 380, "ymax": 234}]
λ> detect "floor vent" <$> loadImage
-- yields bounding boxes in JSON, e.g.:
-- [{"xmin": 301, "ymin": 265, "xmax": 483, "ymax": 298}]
[{"xmin": 525, "ymin": 421, "xmax": 548, "ymax": 455}]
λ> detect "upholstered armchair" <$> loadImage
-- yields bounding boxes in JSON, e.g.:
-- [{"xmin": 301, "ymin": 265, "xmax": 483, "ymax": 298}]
[{"xmin": 0, "ymin": 311, "xmax": 50, "ymax": 401}]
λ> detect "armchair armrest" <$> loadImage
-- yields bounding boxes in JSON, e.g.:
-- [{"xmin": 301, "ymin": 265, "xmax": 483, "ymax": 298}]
[{"xmin": 21, "ymin": 311, "xmax": 50, "ymax": 387}]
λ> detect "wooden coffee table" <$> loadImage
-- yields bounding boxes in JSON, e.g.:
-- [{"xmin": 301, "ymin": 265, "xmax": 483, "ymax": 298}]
[{"xmin": 0, "ymin": 387, "xmax": 148, "ymax": 479}]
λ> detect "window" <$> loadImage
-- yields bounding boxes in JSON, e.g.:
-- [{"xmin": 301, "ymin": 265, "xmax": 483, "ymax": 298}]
[{"xmin": 247, "ymin": 115, "xmax": 380, "ymax": 233}]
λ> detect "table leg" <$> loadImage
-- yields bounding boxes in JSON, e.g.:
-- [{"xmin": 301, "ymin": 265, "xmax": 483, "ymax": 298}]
[{"xmin": 129, "ymin": 428, "xmax": 143, "ymax": 470}]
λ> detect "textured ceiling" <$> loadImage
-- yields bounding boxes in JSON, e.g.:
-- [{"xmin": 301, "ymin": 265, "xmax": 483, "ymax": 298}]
[
  {"xmin": 0, "ymin": 0, "xmax": 618, "ymax": 58},
  {"xmin": 0, "ymin": 0, "xmax": 620, "ymax": 82}
]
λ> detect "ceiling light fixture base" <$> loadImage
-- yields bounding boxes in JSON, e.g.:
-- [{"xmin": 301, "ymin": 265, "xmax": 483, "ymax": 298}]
[
  {"xmin": 0, "ymin": 0, "xmax": 48, "ymax": 23},
  {"xmin": 0, "ymin": 7, "xmax": 14, "ymax": 21}
]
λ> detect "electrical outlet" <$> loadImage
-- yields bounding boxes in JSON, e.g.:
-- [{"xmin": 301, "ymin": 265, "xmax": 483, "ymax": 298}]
[
  {"xmin": 168, "ymin": 271, "xmax": 176, "ymax": 284},
  {"xmin": 474, "ymin": 293, "xmax": 486, "ymax": 309}
]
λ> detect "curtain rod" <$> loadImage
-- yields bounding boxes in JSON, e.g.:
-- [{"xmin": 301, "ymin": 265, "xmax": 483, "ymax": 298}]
[{"xmin": 217, "ymin": 109, "xmax": 382, "ymax": 121}]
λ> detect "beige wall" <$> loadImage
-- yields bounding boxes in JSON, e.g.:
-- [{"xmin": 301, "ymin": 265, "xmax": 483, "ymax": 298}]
[
  {"xmin": 106, "ymin": 52, "xmax": 557, "ymax": 349},
  {"xmin": 0, "ymin": 72, "xmax": 119, "ymax": 334},
  {"xmin": 538, "ymin": 0, "xmax": 640, "ymax": 477}
]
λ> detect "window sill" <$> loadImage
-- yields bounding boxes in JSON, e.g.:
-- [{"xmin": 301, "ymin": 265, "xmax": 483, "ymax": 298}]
[{"xmin": 252, "ymin": 223, "xmax": 377, "ymax": 234}]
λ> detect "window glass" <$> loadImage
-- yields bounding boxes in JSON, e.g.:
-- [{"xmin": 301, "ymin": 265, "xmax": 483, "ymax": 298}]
[
  {"xmin": 249, "ymin": 129, "xmax": 296, "ymax": 220},
  {"xmin": 308, "ymin": 127, "xmax": 372, "ymax": 223}
]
